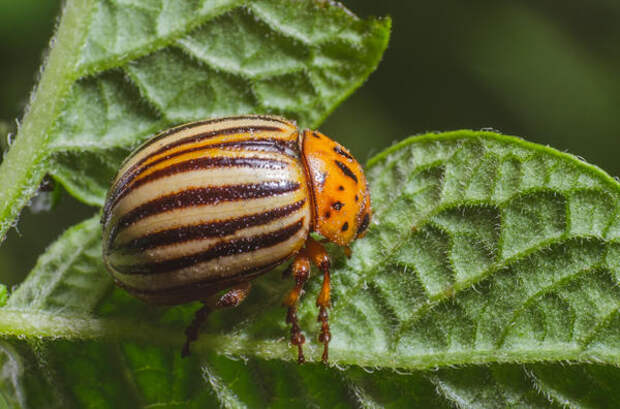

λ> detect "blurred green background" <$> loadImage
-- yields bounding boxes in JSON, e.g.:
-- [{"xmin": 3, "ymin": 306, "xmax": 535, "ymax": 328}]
[{"xmin": 1, "ymin": 0, "xmax": 619, "ymax": 287}]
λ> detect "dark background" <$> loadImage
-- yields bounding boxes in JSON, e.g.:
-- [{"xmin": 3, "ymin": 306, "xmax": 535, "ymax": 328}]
[{"xmin": 1, "ymin": 1, "xmax": 619, "ymax": 286}]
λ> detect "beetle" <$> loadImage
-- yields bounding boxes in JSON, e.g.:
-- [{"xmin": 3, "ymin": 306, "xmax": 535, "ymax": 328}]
[{"xmin": 101, "ymin": 115, "xmax": 371, "ymax": 363}]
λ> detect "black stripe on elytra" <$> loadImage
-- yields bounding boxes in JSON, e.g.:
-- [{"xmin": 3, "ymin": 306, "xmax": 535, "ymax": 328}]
[
  {"xmin": 103, "ymin": 126, "xmax": 285, "ymax": 223},
  {"xmin": 137, "ymin": 116, "xmax": 291, "ymax": 152},
  {"xmin": 115, "ymin": 180, "xmax": 301, "ymax": 231},
  {"xmin": 112, "ymin": 157, "xmax": 288, "ymax": 210},
  {"xmin": 115, "ymin": 199, "xmax": 306, "ymax": 252},
  {"xmin": 134, "ymin": 138, "xmax": 298, "ymax": 184},
  {"xmin": 334, "ymin": 160, "xmax": 358, "ymax": 183},
  {"xmin": 103, "ymin": 138, "xmax": 299, "ymax": 222},
  {"xmin": 113, "ymin": 219, "xmax": 305, "ymax": 275},
  {"xmin": 139, "ymin": 125, "xmax": 284, "ymax": 170},
  {"xmin": 333, "ymin": 145, "xmax": 353, "ymax": 160},
  {"xmin": 114, "ymin": 255, "xmax": 290, "ymax": 301}
]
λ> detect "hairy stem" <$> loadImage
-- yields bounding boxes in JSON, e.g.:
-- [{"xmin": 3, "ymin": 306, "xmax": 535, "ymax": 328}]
[{"xmin": 0, "ymin": 0, "xmax": 93, "ymax": 242}]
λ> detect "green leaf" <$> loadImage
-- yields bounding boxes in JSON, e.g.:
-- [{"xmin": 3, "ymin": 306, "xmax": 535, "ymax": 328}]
[
  {"xmin": 0, "ymin": 286, "xmax": 6, "ymax": 308},
  {"xmin": 2, "ymin": 131, "xmax": 620, "ymax": 408},
  {"xmin": 0, "ymin": 0, "xmax": 390, "ymax": 240}
]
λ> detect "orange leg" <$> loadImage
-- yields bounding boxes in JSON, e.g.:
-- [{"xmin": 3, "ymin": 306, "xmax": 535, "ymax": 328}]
[
  {"xmin": 305, "ymin": 237, "xmax": 332, "ymax": 363},
  {"xmin": 182, "ymin": 281, "xmax": 252, "ymax": 358},
  {"xmin": 283, "ymin": 249, "xmax": 310, "ymax": 363}
]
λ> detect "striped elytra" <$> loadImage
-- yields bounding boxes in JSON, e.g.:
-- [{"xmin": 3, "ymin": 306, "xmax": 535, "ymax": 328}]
[{"xmin": 101, "ymin": 115, "xmax": 371, "ymax": 361}]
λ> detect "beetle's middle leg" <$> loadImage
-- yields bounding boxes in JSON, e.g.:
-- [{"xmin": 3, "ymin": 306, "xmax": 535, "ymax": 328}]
[
  {"xmin": 283, "ymin": 249, "xmax": 310, "ymax": 363},
  {"xmin": 182, "ymin": 281, "xmax": 252, "ymax": 358},
  {"xmin": 305, "ymin": 237, "xmax": 332, "ymax": 363}
]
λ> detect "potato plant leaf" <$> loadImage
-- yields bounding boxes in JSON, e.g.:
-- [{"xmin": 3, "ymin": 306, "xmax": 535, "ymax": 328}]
[
  {"xmin": 0, "ymin": 0, "xmax": 390, "ymax": 240},
  {"xmin": 1, "ymin": 131, "xmax": 619, "ymax": 408}
]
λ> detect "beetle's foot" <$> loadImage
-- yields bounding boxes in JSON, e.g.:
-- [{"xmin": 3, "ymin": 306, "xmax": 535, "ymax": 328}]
[
  {"xmin": 287, "ymin": 306, "xmax": 306, "ymax": 364},
  {"xmin": 317, "ymin": 305, "xmax": 331, "ymax": 363},
  {"xmin": 315, "ymin": 259, "xmax": 332, "ymax": 364},
  {"xmin": 182, "ymin": 303, "xmax": 211, "ymax": 358},
  {"xmin": 283, "ymin": 251, "xmax": 310, "ymax": 364}
]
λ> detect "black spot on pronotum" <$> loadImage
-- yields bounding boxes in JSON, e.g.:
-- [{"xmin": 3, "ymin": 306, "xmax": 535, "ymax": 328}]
[
  {"xmin": 354, "ymin": 195, "xmax": 359, "ymax": 202},
  {"xmin": 334, "ymin": 160, "xmax": 358, "ymax": 183},
  {"xmin": 341, "ymin": 222, "xmax": 349, "ymax": 232},
  {"xmin": 338, "ymin": 185, "xmax": 344, "ymax": 191},
  {"xmin": 356, "ymin": 213, "xmax": 370, "ymax": 237},
  {"xmin": 332, "ymin": 201, "xmax": 344, "ymax": 211},
  {"xmin": 324, "ymin": 211, "xmax": 331, "ymax": 218},
  {"xmin": 333, "ymin": 145, "xmax": 353, "ymax": 160}
]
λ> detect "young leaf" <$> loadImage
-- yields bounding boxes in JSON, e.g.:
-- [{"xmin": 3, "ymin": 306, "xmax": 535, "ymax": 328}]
[
  {"xmin": 1, "ymin": 131, "xmax": 619, "ymax": 408},
  {"xmin": 0, "ymin": 0, "xmax": 391, "ymax": 240}
]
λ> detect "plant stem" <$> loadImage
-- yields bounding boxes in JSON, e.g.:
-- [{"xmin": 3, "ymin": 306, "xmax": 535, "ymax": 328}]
[{"xmin": 0, "ymin": 0, "xmax": 93, "ymax": 242}]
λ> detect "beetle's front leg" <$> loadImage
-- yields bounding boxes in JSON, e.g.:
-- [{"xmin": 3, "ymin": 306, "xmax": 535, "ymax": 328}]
[
  {"xmin": 283, "ymin": 249, "xmax": 310, "ymax": 363},
  {"xmin": 305, "ymin": 237, "xmax": 332, "ymax": 363},
  {"xmin": 182, "ymin": 281, "xmax": 252, "ymax": 357}
]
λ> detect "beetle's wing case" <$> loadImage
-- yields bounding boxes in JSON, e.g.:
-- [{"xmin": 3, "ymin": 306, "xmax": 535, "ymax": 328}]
[
  {"xmin": 102, "ymin": 116, "xmax": 311, "ymax": 305},
  {"xmin": 108, "ymin": 115, "xmax": 299, "ymax": 192}
]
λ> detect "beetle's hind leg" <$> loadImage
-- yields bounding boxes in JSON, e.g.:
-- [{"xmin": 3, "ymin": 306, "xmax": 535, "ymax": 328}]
[
  {"xmin": 182, "ymin": 303, "xmax": 211, "ymax": 358},
  {"xmin": 182, "ymin": 281, "xmax": 252, "ymax": 358},
  {"xmin": 305, "ymin": 237, "xmax": 332, "ymax": 363},
  {"xmin": 283, "ymin": 249, "xmax": 311, "ymax": 363}
]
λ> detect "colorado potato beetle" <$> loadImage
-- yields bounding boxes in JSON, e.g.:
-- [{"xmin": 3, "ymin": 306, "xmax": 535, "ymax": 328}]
[{"xmin": 101, "ymin": 115, "xmax": 371, "ymax": 363}]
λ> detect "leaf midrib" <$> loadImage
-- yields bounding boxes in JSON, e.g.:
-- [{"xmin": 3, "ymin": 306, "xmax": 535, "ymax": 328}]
[{"xmin": 0, "ymin": 309, "xmax": 618, "ymax": 370}]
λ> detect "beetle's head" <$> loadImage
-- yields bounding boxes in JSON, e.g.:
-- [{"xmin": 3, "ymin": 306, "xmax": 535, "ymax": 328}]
[{"xmin": 300, "ymin": 129, "xmax": 371, "ymax": 246}]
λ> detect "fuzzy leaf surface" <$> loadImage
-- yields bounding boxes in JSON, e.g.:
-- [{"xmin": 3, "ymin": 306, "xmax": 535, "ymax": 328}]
[{"xmin": 1, "ymin": 131, "xmax": 619, "ymax": 408}]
